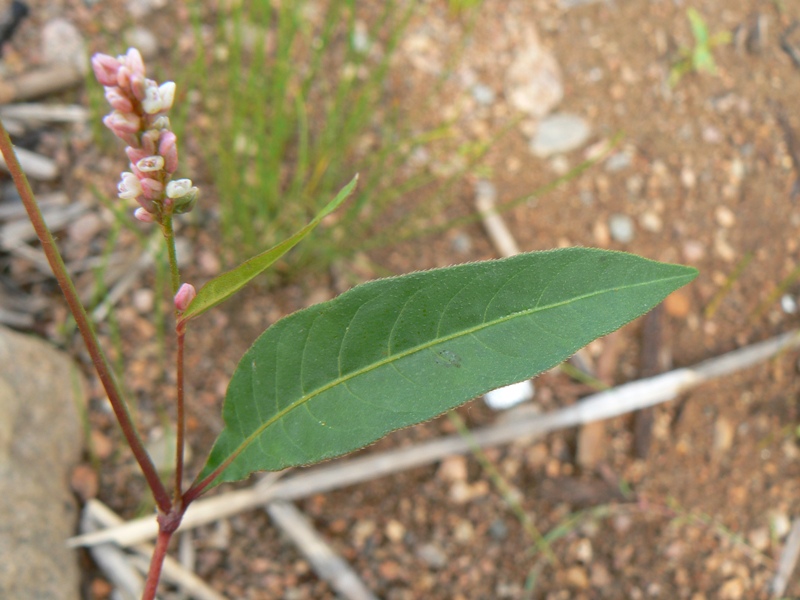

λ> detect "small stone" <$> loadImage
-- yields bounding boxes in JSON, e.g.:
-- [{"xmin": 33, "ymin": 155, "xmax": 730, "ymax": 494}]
[
  {"xmin": 124, "ymin": 27, "xmax": 159, "ymax": 59},
  {"xmin": 608, "ymin": 213, "xmax": 635, "ymax": 243},
  {"xmin": 505, "ymin": 26, "xmax": 563, "ymax": 118},
  {"xmin": 590, "ymin": 563, "xmax": 612, "ymax": 587},
  {"xmin": 530, "ymin": 113, "xmax": 591, "ymax": 157},
  {"xmin": 451, "ymin": 232, "xmax": 472, "ymax": 255},
  {"xmin": 489, "ymin": 519, "xmax": 509, "ymax": 541},
  {"xmin": 639, "ymin": 211, "xmax": 663, "ymax": 233},
  {"xmin": 747, "ymin": 527, "xmax": 770, "ymax": 551},
  {"xmin": 453, "ymin": 519, "xmax": 474, "ymax": 543},
  {"xmin": 770, "ymin": 511, "xmax": 791, "ymax": 539},
  {"xmin": 70, "ymin": 463, "xmax": 98, "ymax": 502},
  {"xmin": 702, "ymin": 126, "xmax": 724, "ymax": 144},
  {"xmin": 715, "ymin": 206, "xmax": 736, "ymax": 228},
  {"xmin": 41, "ymin": 19, "xmax": 87, "ymax": 73},
  {"xmin": 67, "ymin": 212, "xmax": 103, "ymax": 245},
  {"xmin": 378, "ymin": 560, "xmax": 401, "ymax": 581},
  {"xmin": 385, "ymin": 519, "xmax": 405, "ymax": 543},
  {"xmin": 352, "ymin": 520, "xmax": 376, "ymax": 547},
  {"xmin": 471, "ymin": 83, "xmax": 495, "ymax": 106},
  {"xmin": 781, "ymin": 294, "xmax": 797, "ymax": 314},
  {"xmin": 417, "ymin": 543, "xmax": 447, "ymax": 569},
  {"xmin": 574, "ymin": 538, "xmax": 593, "ymax": 563},
  {"xmin": 682, "ymin": 240, "xmax": 706, "ymax": 262},
  {"xmin": 564, "ymin": 566, "xmax": 589, "ymax": 589},
  {"xmin": 605, "ymin": 151, "xmax": 632, "ymax": 172},
  {"xmin": 626, "ymin": 174, "xmax": 644, "ymax": 196},
  {"xmin": 132, "ymin": 288, "xmax": 155, "ymax": 314},
  {"xmin": 719, "ymin": 578, "xmax": 745, "ymax": 600},
  {"xmin": 714, "ymin": 234, "xmax": 736, "ymax": 262},
  {"xmin": 593, "ymin": 220, "xmax": 610, "ymax": 246},
  {"xmin": 664, "ymin": 290, "xmax": 691, "ymax": 318},
  {"xmin": 437, "ymin": 455, "xmax": 468, "ymax": 482},
  {"xmin": 713, "ymin": 417, "xmax": 735, "ymax": 455},
  {"xmin": 680, "ymin": 166, "xmax": 696, "ymax": 189}
]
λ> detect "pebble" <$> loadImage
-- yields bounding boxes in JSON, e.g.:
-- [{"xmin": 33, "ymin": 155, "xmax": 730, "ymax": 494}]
[
  {"xmin": 437, "ymin": 455, "xmax": 468, "ymax": 482},
  {"xmin": 132, "ymin": 288, "xmax": 155, "ymax": 314},
  {"xmin": 416, "ymin": 543, "xmax": 447, "ymax": 569},
  {"xmin": 713, "ymin": 417, "xmax": 735, "ymax": 455},
  {"xmin": 593, "ymin": 220, "xmax": 610, "ymax": 247},
  {"xmin": 747, "ymin": 527, "xmax": 770, "ymax": 551},
  {"xmin": 385, "ymin": 519, "xmax": 406, "ymax": 543},
  {"xmin": 471, "ymin": 83, "xmax": 496, "ymax": 106},
  {"xmin": 715, "ymin": 206, "xmax": 736, "ymax": 228},
  {"xmin": 574, "ymin": 538, "xmax": 593, "ymax": 563},
  {"xmin": 680, "ymin": 166, "xmax": 696, "ymax": 189},
  {"xmin": 770, "ymin": 511, "xmax": 791, "ymax": 539},
  {"xmin": 781, "ymin": 294, "xmax": 798, "ymax": 314},
  {"xmin": 41, "ymin": 18, "xmax": 87, "ymax": 73},
  {"xmin": 590, "ymin": 563, "xmax": 612, "ymax": 587},
  {"xmin": 124, "ymin": 27, "xmax": 159, "ymax": 59},
  {"xmin": 505, "ymin": 27, "xmax": 563, "ymax": 118},
  {"xmin": 605, "ymin": 151, "xmax": 632, "ymax": 172},
  {"xmin": 530, "ymin": 113, "xmax": 591, "ymax": 157},
  {"xmin": 718, "ymin": 578, "xmax": 745, "ymax": 600},
  {"xmin": 67, "ymin": 212, "xmax": 103, "ymax": 245},
  {"xmin": 489, "ymin": 519, "xmax": 509, "ymax": 541},
  {"xmin": 663, "ymin": 290, "xmax": 691, "ymax": 318},
  {"xmin": 608, "ymin": 213, "xmax": 635, "ymax": 243},
  {"xmin": 682, "ymin": 240, "xmax": 706, "ymax": 262},
  {"xmin": 639, "ymin": 210, "xmax": 662, "ymax": 233},
  {"xmin": 451, "ymin": 232, "xmax": 472, "ymax": 255},
  {"xmin": 564, "ymin": 566, "xmax": 589, "ymax": 589}
]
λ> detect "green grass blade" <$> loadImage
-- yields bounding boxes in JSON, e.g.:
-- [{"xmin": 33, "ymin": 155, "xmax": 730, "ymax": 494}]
[{"xmin": 198, "ymin": 248, "xmax": 697, "ymax": 486}]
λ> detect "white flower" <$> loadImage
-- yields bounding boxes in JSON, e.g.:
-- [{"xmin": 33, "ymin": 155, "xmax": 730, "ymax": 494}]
[
  {"xmin": 142, "ymin": 81, "xmax": 177, "ymax": 114},
  {"xmin": 136, "ymin": 155, "xmax": 165, "ymax": 172},
  {"xmin": 117, "ymin": 172, "xmax": 142, "ymax": 200},
  {"xmin": 166, "ymin": 179, "xmax": 194, "ymax": 198}
]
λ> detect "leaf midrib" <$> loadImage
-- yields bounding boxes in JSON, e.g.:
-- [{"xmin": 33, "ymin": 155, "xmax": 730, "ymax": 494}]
[{"xmin": 228, "ymin": 272, "xmax": 689, "ymax": 460}]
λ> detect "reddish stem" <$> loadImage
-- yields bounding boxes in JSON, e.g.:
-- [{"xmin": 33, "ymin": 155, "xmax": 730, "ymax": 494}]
[
  {"xmin": 142, "ymin": 528, "xmax": 173, "ymax": 600},
  {"xmin": 174, "ymin": 326, "xmax": 186, "ymax": 501},
  {"xmin": 0, "ymin": 122, "xmax": 172, "ymax": 513}
]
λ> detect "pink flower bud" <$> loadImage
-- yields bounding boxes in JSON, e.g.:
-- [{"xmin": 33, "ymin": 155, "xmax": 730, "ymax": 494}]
[
  {"xmin": 103, "ymin": 110, "xmax": 140, "ymax": 137},
  {"xmin": 140, "ymin": 129, "xmax": 160, "ymax": 155},
  {"xmin": 134, "ymin": 207, "xmax": 155, "ymax": 223},
  {"xmin": 92, "ymin": 53, "xmax": 121, "ymax": 86},
  {"xmin": 136, "ymin": 155, "xmax": 165, "ymax": 172},
  {"xmin": 158, "ymin": 131, "xmax": 178, "ymax": 173},
  {"xmin": 174, "ymin": 283, "xmax": 197, "ymax": 312},
  {"xmin": 136, "ymin": 196, "xmax": 156, "ymax": 213},
  {"xmin": 125, "ymin": 146, "xmax": 150, "ymax": 165},
  {"xmin": 116, "ymin": 65, "xmax": 131, "ymax": 90},
  {"xmin": 129, "ymin": 73, "xmax": 147, "ymax": 102},
  {"xmin": 104, "ymin": 86, "xmax": 134, "ymax": 113},
  {"xmin": 123, "ymin": 48, "xmax": 145, "ymax": 77},
  {"xmin": 139, "ymin": 177, "xmax": 164, "ymax": 199}
]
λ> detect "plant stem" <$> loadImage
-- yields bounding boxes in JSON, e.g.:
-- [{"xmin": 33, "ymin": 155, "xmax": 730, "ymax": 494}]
[
  {"xmin": 0, "ymin": 121, "xmax": 172, "ymax": 513},
  {"xmin": 174, "ymin": 327, "xmax": 186, "ymax": 502},
  {"xmin": 160, "ymin": 212, "xmax": 186, "ymax": 503},
  {"xmin": 142, "ymin": 528, "xmax": 173, "ymax": 600},
  {"xmin": 161, "ymin": 213, "xmax": 181, "ymax": 295}
]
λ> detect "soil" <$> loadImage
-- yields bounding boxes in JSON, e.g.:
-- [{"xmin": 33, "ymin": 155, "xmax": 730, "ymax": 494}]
[{"xmin": 7, "ymin": 0, "xmax": 800, "ymax": 599}]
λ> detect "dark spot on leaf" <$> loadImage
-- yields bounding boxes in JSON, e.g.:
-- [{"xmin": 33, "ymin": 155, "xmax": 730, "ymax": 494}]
[{"xmin": 435, "ymin": 349, "xmax": 462, "ymax": 368}]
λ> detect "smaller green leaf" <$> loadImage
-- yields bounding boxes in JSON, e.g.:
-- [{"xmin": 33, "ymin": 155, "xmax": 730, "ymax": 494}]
[
  {"xmin": 180, "ymin": 175, "xmax": 358, "ymax": 323},
  {"xmin": 687, "ymin": 8, "xmax": 709, "ymax": 46}
]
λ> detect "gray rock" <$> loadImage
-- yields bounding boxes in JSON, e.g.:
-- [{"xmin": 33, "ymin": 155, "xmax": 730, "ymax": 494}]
[
  {"xmin": 608, "ymin": 213, "xmax": 635, "ymax": 244},
  {"xmin": 530, "ymin": 113, "xmax": 591, "ymax": 157},
  {"xmin": 0, "ymin": 327, "xmax": 83, "ymax": 600},
  {"xmin": 41, "ymin": 19, "xmax": 87, "ymax": 74},
  {"xmin": 505, "ymin": 26, "xmax": 563, "ymax": 118},
  {"xmin": 471, "ymin": 84, "xmax": 496, "ymax": 106}
]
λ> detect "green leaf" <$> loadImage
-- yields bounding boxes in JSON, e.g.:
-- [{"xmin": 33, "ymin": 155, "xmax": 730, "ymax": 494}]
[
  {"xmin": 198, "ymin": 248, "xmax": 697, "ymax": 487},
  {"xmin": 179, "ymin": 174, "xmax": 358, "ymax": 322},
  {"xmin": 687, "ymin": 8, "xmax": 709, "ymax": 46}
]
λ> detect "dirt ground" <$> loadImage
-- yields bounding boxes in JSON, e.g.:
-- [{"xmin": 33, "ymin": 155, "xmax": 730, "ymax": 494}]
[{"xmin": 8, "ymin": 0, "xmax": 800, "ymax": 598}]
